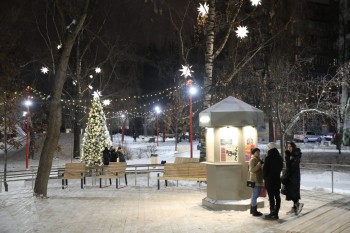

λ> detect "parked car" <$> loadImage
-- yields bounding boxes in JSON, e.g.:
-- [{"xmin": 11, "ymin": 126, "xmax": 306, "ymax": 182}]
[
  {"xmin": 320, "ymin": 132, "xmax": 335, "ymax": 143},
  {"xmin": 293, "ymin": 131, "xmax": 322, "ymax": 143}
]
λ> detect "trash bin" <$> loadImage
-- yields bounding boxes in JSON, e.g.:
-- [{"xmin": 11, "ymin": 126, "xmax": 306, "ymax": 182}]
[{"xmin": 151, "ymin": 154, "xmax": 158, "ymax": 164}]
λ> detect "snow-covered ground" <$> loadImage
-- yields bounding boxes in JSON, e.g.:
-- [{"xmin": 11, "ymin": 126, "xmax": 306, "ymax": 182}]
[
  {"xmin": 1, "ymin": 133, "xmax": 350, "ymax": 195},
  {"xmin": 0, "ymin": 134, "xmax": 350, "ymax": 233}
]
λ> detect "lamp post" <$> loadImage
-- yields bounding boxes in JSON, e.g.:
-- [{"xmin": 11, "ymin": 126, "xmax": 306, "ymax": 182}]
[
  {"xmin": 155, "ymin": 106, "xmax": 161, "ymax": 146},
  {"xmin": 121, "ymin": 114, "xmax": 126, "ymax": 145},
  {"xmin": 24, "ymin": 97, "xmax": 32, "ymax": 170},
  {"xmin": 187, "ymin": 80, "xmax": 197, "ymax": 158}
]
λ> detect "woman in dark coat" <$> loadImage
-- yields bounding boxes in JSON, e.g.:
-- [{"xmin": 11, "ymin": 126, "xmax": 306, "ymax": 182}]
[
  {"xmin": 282, "ymin": 141, "xmax": 303, "ymax": 215},
  {"xmin": 263, "ymin": 142, "xmax": 283, "ymax": 220},
  {"xmin": 102, "ymin": 147, "xmax": 110, "ymax": 165}
]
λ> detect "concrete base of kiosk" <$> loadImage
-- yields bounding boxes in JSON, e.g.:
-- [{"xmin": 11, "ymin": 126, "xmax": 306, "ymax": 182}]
[{"xmin": 202, "ymin": 162, "xmax": 264, "ymax": 211}]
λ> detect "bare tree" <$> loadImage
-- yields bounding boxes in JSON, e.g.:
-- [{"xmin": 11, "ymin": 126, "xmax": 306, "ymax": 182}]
[{"xmin": 34, "ymin": 1, "xmax": 90, "ymax": 197}]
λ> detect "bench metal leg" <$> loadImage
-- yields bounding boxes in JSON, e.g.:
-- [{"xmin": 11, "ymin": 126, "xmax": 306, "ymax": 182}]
[
  {"xmin": 109, "ymin": 178, "xmax": 112, "ymax": 185},
  {"xmin": 100, "ymin": 178, "xmax": 102, "ymax": 188},
  {"xmin": 80, "ymin": 179, "xmax": 84, "ymax": 189},
  {"xmin": 165, "ymin": 180, "xmax": 168, "ymax": 187},
  {"xmin": 116, "ymin": 178, "xmax": 119, "ymax": 189},
  {"xmin": 125, "ymin": 174, "xmax": 128, "ymax": 186},
  {"xmin": 157, "ymin": 173, "xmax": 160, "ymax": 190},
  {"xmin": 62, "ymin": 179, "xmax": 64, "ymax": 189}
]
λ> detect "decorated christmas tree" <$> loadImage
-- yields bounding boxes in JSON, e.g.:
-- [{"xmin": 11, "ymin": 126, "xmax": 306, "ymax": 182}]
[{"xmin": 81, "ymin": 91, "xmax": 112, "ymax": 167}]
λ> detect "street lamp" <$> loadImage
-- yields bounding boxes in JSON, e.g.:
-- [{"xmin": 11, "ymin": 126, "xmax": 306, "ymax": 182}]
[
  {"xmin": 24, "ymin": 98, "xmax": 32, "ymax": 170},
  {"xmin": 121, "ymin": 114, "xmax": 126, "ymax": 144},
  {"xmin": 186, "ymin": 80, "xmax": 197, "ymax": 158},
  {"xmin": 155, "ymin": 106, "xmax": 161, "ymax": 146}
]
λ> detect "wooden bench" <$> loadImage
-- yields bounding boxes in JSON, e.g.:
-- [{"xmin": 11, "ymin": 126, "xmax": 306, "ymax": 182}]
[
  {"xmin": 157, "ymin": 163, "xmax": 206, "ymax": 190},
  {"xmin": 97, "ymin": 162, "xmax": 127, "ymax": 188},
  {"xmin": 61, "ymin": 163, "xmax": 86, "ymax": 189},
  {"xmin": 174, "ymin": 157, "xmax": 199, "ymax": 163}
]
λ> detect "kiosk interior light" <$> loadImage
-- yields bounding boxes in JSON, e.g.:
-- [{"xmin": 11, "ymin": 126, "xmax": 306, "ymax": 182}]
[{"xmin": 200, "ymin": 115, "xmax": 210, "ymax": 124}]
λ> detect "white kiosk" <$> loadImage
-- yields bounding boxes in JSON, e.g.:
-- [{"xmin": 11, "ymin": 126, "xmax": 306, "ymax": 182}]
[{"xmin": 199, "ymin": 96, "xmax": 265, "ymax": 211}]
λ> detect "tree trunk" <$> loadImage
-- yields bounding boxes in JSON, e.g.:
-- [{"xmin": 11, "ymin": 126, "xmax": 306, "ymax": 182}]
[
  {"xmin": 73, "ymin": 110, "xmax": 81, "ymax": 159},
  {"xmin": 34, "ymin": 1, "xmax": 89, "ymax": 197},
  {"xmin": 200, "ymin": 0, "xmax": 215, "ymax": 162}
]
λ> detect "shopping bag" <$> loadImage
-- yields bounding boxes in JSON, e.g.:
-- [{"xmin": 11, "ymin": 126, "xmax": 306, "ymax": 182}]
[{"xmin": 259, "ymin": 187, "xmax": 267, "ymax": 197}]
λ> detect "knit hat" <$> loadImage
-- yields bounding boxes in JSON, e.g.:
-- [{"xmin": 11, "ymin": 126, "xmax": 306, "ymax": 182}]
[
  {"xmin": 267, "ymin": 142, "xmax": 277, "ymax": 150},
  {"xmin": 251, "ymin": 148, "xmax": 260, "ymax": 155}
]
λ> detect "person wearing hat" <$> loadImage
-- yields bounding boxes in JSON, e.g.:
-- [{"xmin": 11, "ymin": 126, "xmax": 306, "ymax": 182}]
[
  {"xmin": 263, "ymin": 142, "xmax": 283, "ymax": 220},
  {"xmin": 248, "ymin": 148, "xmax": 264, "ymax": 217}
]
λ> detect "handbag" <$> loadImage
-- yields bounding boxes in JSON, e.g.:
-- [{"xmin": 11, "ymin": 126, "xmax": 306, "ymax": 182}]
[
  {"xmin": 259, "ymin": 187, "xmax": 267, "ymax": 197},
  {"xmin": 246, "ymin": 180, "xmax": 255, "ymax": 188}
]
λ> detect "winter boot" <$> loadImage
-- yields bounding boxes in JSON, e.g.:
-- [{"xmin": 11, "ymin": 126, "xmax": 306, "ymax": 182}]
[
  {"xmin": 250, "ymin": 205, "xmax": 253, "ymax": 215},
  {"xmin": 295, "ymin": 203, "xmax": 304, "ymax": 215},
  {"xmin": 265, "ymin": 209, "xmax": 275, "ymax": 219},
  {"xmin": 286, "ymin": 207, "xmax": 296, "ymax": 215},
  {"xmin": 265, "ymin": 208, "xmax": 279, "ymax": 220},
  {"xmin": 252, "ymin": 206, "xmax": 263, "ymax": 217}
]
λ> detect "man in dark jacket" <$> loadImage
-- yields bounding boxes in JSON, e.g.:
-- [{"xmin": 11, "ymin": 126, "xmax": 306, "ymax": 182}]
[{"xmin": 263, "ymin": 142, "xmax": 283, "ymax": 220}]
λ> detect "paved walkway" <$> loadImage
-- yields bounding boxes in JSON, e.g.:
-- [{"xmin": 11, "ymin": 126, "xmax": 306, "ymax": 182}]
[{"xmin": 0, "ymin": 179, "xmax": 349, "ymax": 233}]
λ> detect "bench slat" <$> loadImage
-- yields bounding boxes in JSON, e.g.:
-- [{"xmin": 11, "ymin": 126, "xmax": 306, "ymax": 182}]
[{"xmin": 157, "ymin": 163, "xmax": 207, "ymax": 189}]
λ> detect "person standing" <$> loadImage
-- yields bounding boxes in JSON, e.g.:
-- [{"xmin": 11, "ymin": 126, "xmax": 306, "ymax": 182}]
[
  {"xmin": 263, "ymin": 142, "xmax": 283, "ymax": 220},
  {"xmin": 249, "ymin": 148, "xmax": 264, "ymax": 217},
  {"xmin": 282, "ymin": 141, "xmax": 303, "ymax": 215},
  {"xmin": 116, "ymin": 146, "xmax": 126, "ymax": 162},
  {"xmin": 110, "ymin": 147, "xmax": 117, "ymax": 162},
  {"xmin": 102, "ymin": 147, "xmax": 110, "ymax": 165}
]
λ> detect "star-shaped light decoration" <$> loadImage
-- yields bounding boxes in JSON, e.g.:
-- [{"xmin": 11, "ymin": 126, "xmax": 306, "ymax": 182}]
[
  {"xmin": 41, "ymin": 67, "xmax": 49, "ymax": 74},
  {"xmin": 235, "ymin": 26, "xmax": 248, "ymax": 39},
  {"xmin": 103, "ymin": 99, "xmax": 111, "ymax": 106},
  {"xmin": 89, "ymin": 75, "xmax": 93, "ymax": 79},
  {"xmin": 92, "ymin": 90, "xmax": 101, "ymax": 99},
  {"xmin": 179, "ymin": 64, "xmax": 194, "ymax": 78},
  {"xmin": 250, "ymin": 0, "xmax": 261, "ymax": 6},
  {"xmin": 95, "ymin": 67, "xmax": 101, "ymax": 73},
  {"xmin": 197, "ymin": 2, "xmax": 209, "ymax": 18},
  {"xmin": 57, "ymin": 44, "xmax": 62, "ymax": 50},
  {"xmin": 72, "ymin": 80, "xmax": 77, "ymax": 86},
  {"xmin": 88, "ymin": 85, "xmax": 93, "ymax": 90}
]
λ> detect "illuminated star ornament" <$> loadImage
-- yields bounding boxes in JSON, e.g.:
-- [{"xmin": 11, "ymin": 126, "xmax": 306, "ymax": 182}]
[
  {"xmin": 95, "ymin": 67, "xmax": 101, "ymax": 73},
  {"xmin": 92, "ymin": 90, "xmax": 102, "ymax": 99},
  {"xmin": 103, "ymin": 99, "xmax": 111, "ymax": 106},
  {"xmin": 179, "ymin": 64, "xmax": 194, "ymax": 78},
  {"xmin": 41, "ymin": 67, "xmax": 49, "ymax": 74},
  {"xmin": 235, "ymin": 26, "xmax": 248, "ymax": 39},
  {"xmin": 250, "ymin": 0, "xmax": 261, "ymax": 6},
  {"xmin": 57, "ymin": 44, "xmax": 62, "ymax": 50},
  {"xmin": 197, "ymin": 2, "xmax": 209, "ymax": 18}
]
